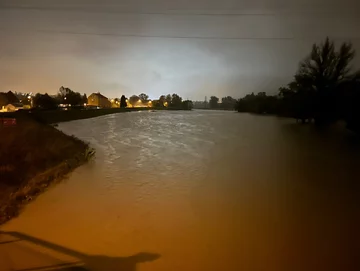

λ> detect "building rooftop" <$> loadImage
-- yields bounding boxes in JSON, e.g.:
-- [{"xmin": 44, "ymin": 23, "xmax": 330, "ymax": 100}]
[{"xmin": 89, "ymin": 92, "xmax": 109, "ymax": 99}]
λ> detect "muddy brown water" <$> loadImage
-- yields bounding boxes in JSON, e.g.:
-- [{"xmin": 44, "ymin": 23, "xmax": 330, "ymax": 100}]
[{"xmin": 1, "ymin": 110, "xmax": 359, "ymax": 271}]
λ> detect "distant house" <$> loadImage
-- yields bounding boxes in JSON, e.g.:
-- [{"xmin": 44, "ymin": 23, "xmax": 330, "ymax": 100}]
[
  {"xmin": 2, "ymin": 103, "xmax": 23, "ymax": 112},
  {"xmin": 0, "ymin": 91, "xmax": 20, "ymax": 108},
  {"xmin": 87, "ymin": 93, "xmax": 111, "ymax": 108},
  {"xmin": 0, "ymin": 91, "xmax": 22, "ymax": 111}
]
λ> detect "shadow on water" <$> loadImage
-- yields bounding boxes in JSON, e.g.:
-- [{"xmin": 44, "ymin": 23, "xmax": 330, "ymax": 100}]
[{"xmin": 0, "ymin": 231, "xmax": 160, "ymax": 271}]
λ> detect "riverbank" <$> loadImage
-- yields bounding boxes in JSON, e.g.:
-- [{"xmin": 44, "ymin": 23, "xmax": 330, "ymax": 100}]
[
  {"xmin": 28, "ymin": 107, "xmax": 190, "ymax": 124},
  {"xmin": 0, "ymin": 115, "xmax": 94, "ymax": 225}
]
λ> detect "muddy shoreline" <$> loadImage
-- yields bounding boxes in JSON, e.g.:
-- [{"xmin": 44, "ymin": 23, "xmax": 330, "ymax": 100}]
[
  {"xmin": 0, "ymin": 146, "xmax": 94, "ymax": 226},
  {"xmin": 0, "ymin": 115, "xmax": 95, "ymax": 226}
]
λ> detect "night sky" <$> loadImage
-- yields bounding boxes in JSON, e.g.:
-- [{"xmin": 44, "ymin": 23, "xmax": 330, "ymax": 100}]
[{"xmin": 1, "ymin": 0, "xmax": 360, "ymax": 100}]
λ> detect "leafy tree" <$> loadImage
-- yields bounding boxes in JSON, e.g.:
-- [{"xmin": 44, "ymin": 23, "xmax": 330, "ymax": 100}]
[
  {"xmin": 57, "ymin": 86, "xmax": 82, "ymax": 106},
  {"xmin": 151, "ymin": 100, "xmax": 160, "ymax": 108},
  {"xmin": 182, "ymin": 100, "xmax": 193, "ymax": 110},
  {"xmin": 171, "ymin": 94, "xmax": 182, "ymax": 107},
  {"xmin": 232, "ymin": 38, "xmax": 360, "ymax": 132},
  {"xmin": 209, "ymin": 96, "xmax": 219, "ymax": 108},
  {"xmin": 165, "ymin": 94, "xmax": 172, "ymax": 105},
  {"xmin": 68, "ymin": 92, "xmax": 82, "ymax": 106},
  {"xmin": 293, "ymin": 37, "xmax": 358, "ymax": 124},
  {"xmin": 0, "ymin": 94, "xmax": 8, "ymax": 107},
  {"xmin": 120, "ymin": 95, "xmax": 127, "ymax": 108},
  {"xmin": 82, "ymin": 93, "xmax": 87, "ymax": 104},
  {"xmin": 159, "ymin": 95, "xmax": 166, "ymax": 106},
  {"xmin": 58, "ymin": 86, "xmax": 67, "ymax": 97},
  {"xmin": 278, "ymin": 82, "xmax": 315, "ymax": 122},
  {"xmin": 33, "ymin": 93, "xmax": 58, "ymax": 110},
  {"xmin": 337, "ymin": 77, "xmax": 360, "ymax": 131},
  {"xmin": 139, "ymin": 93, "xmax": 149, "ymax": 103},
  {"xmin": 235, "ymin": 92, "xmax": 279, "ymax": 114},
  {"xmin": 129, "ymin": 95, "xmax": 140, "ymax": 106},
  {"xmin": 21, "ymin": 96, "xmax": 32, "ymax": 106},
  {"xmin": 220, "ymin": 96, "xmax": 236, "ymax": 110}
]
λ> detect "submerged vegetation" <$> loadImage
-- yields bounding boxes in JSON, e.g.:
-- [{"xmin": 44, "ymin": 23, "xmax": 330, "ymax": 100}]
[{"xmin": 235, "ymin": 37, "xmax": 360, "ymax": 132}]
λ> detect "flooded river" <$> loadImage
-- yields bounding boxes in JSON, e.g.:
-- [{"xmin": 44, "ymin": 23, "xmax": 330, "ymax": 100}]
[{"xmin": 1, "ymin": 111, "xmax": 359, "ymax": 271}]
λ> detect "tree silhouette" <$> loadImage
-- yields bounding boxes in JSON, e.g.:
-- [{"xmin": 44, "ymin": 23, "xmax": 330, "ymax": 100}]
[
  {"xmin": 232, "ymin": 38, "xmax": 360, "ymax": 132},
  {"xmin": 293, "ymin": 37, "xmax": 357, "ymax": 124},
  {"xmin": 171, "ymin": 94, "xmax": 182, "ymax": 107},
  {"xmin": 57, "ymin": 86, "xmax": 83, "ymax": 106},
  {"xmin": 159, "ymin": 95, "xmax": 166, "ymax": 106},
  {"xmin": 221, "ymin": 96, "xmax": 236, "ymax": 110},
  {"xmin": 235, "ymin": 92, "xmax": 279, "ymax": 114},
  {"xmin": 129, "ymin": 95, "xmax": 140, "ymax": 107},
  {"xmin": 139, "ymin": 93, "xmax": 149, "ymax": 103},
  {"xmin": 120, "ymin": 95, "xmax": 127, "ymax": 108},
  {"xmin": 33, "ymin": 93, "xmax": 58, "ymax": 110},
  {"xmin": 182, "ymin": 100, "xmax": 193, "ymax": 110},
  {"xmin": 337, "ymin": 77, "xmax": 360, "ymax": 131},
  {"xmin": 82, "ymin": 93, "xmax": 87, "ymax": 104},
  {"xmin": 209, "ymin": 96, "xmax": 219, "ymax": 109},
  {"xmin": 165, "ymin": 94, "xmax": 172, "ymax": 105}
]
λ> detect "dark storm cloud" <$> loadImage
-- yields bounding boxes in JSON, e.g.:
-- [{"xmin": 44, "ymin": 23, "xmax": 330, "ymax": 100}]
[{"xmin": 1, "ymin": 0, "xmax": 360, "ymax": 99}]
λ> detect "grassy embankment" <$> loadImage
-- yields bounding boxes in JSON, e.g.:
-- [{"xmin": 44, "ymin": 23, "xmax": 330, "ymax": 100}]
[{"xmin": 0, "ymin": 113, "xmax": 94, "ymax": 225}]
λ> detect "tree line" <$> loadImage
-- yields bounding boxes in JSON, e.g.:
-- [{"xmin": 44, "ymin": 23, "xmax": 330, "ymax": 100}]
[
  {"xmin": 235, "ymin": 37, "xmax": 360, "ymax": 132},
  {"xmin": 126, "ymin": 93, "xmax": 192, "ymax": 109},
  {"xmin": 32, "ymin": 86, "xmax": 87, "ymax": 110},
  {"xmin": 31, "ymin": 88, "xmax": 193, "ymax": 110},
  {"xmin": 193, "ymin": 96, "xmax": 237, "ymax": 110}
]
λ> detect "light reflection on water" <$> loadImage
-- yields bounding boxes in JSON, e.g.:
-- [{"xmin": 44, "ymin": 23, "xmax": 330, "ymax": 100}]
[{"xmin": 1, "ymin": 110, "xmax": 359, "ymax": 270}]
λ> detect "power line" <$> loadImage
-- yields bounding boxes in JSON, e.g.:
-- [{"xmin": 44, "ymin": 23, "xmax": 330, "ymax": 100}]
[
  {"xmin": 1, "ymin": 5, "xmax": 359, "ymax": 18},
  {"xmin": 0, "ymin": 5, "xmax": 277, "ymax": 16},
  {"xmin": 6, "ymin": 28, "xmax": 294, "ymax": 40},
  {"xmin": 6, "ymin": 27, "xmax": 360, "ymax": 41}
]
